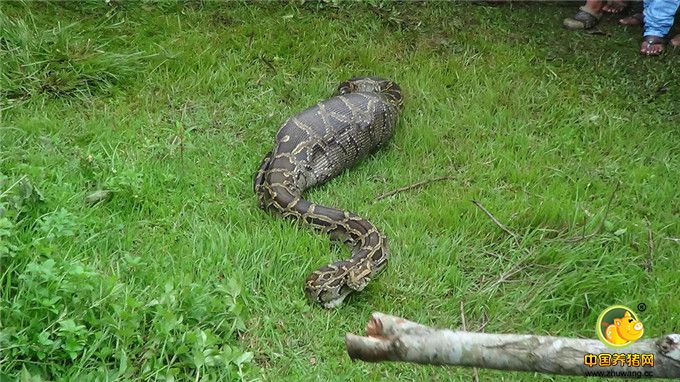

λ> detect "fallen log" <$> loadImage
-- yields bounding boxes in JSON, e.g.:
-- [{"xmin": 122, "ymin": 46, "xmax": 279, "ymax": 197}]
[{"xmin": 346, "ymin": 312, "xmax": 680, "ymax": 379}]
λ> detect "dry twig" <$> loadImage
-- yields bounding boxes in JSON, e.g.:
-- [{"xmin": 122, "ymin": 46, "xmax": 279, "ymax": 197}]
[
  {"xmin": 594, "ymin": 181, "xmax": 620, "ymax": 234},
  {"xmin": 471, "ymin": 200, "xmax": 518, "ymax": 241},
  {"xmin": 646, "ymin": 221, "xmax": 654, "ymax": 273},
  {"xmin": 565, "ymin": 181, "xmax": 621, "ymax": 243},
  {"xmin": 247, "ymin": 31, "xmax": 255, "ymax": 49},
  {"xmin": 476, "ymin": 310, "xmax": 489, "ymax": 333},
  {"xmin": 665, "ymin": 237, "xmax": 680, "ymax": 244},
  {"xmin": 375, "ymin": 176, "xmax": 452, "ymax": 201},
  {"xmin": 259, "ymin": 55, "xmax": 276, "ymax": 73},
  {"xmin": 479, "ymin": 263, "xmax": 526, "ymax": 293}
]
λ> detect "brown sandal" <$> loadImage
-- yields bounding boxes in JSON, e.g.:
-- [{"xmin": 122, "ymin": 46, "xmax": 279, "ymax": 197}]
[{"xmin": 563, "ymin": 7, "xmax": 602, "ymax": 30}]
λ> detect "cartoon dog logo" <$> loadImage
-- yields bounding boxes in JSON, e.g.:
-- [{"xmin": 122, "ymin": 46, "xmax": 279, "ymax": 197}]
[{"xmin": 596, "ymin": 305, "xmax": 644, "ymax": 348}]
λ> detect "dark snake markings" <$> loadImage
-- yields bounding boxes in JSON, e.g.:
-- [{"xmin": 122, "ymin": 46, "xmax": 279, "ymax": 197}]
[{"xmin": 254, "ymin": 77, "xmax": 403, "ymax": 308}]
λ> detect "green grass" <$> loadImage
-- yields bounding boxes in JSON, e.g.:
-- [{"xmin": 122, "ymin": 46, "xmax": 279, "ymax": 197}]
[{"xmin": 1, "ymin": 1, "xmax": 679, "ymax": 380}]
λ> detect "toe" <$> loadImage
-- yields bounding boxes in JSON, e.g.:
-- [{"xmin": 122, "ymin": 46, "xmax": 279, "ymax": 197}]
[{"xmin": 640, "ymin": 43, "xmax": 649, "ymax": 54}]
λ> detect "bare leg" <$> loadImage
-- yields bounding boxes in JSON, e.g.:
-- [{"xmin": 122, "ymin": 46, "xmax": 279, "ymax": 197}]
[{"xmin": 583, "ymin": 0, "xmax": 606, "ymax": 14}]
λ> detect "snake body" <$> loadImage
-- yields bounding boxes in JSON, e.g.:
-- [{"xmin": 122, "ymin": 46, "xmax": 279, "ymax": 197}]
[{"xmin": 254, "ymin": 77, "xmax": 403, "ymax": 308}]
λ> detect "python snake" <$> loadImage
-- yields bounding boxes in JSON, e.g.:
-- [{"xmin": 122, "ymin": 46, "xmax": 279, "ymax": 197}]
[{"xmin": 254, "ymin": 77, "xmax": 403, "ymax": 308}]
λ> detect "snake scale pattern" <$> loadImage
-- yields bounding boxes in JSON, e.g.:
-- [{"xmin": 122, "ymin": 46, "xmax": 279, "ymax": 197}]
[{"xmin": 254, "ymin": 77, "xmax": 403, "ymax": 308}]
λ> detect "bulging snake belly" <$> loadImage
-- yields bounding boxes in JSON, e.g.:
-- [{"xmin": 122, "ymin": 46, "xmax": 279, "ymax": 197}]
[{"xmin": 254, "ymin": 77, "xmax": 403, "ymax": 308}]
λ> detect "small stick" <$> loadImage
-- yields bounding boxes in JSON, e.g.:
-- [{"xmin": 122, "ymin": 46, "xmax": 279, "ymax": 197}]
[
  {"xmin": 584, "ymin": 28, "xmax": 611, "ymax": 36},
  {"xmin": 0, "ymin": 174, "xmax": 27, "ymax": 199},
  {"xmin": 471, "ymin": 200, "xmax": 518, "ymax": 240},
  {"xmin": 647, "ymin": 81, "xmax": 669, "ymax": 103},
  {"xmin": 478, "ymin": 247, "xmax": 533, "ymax": 294},
  {"xmin": 459, "ymin": 301, "xmax": 467, "ymax": 329},
  {"xmin": 476, "ymin": 310, "xmax": 489, "ymax": 332},
  {"xmin": 480, "ymin": 265, "xmax": 525, "ymax": 293},
  {"xmin": 564, "ymin": 181, "xmax": 621, "ymax": 243},
  {"xmin": 179, "ymin": 102, "xmax": 188, "ymax": 164},
  {"xmin": 593, "ymin": 181, "xmax": 620, "ymax": 235},
  {"xmin": 646, "ymin": 222, "xmax": 654, "ymax": 273},
  {"xmin": 460, "ymin": 301, "xmax": 480, "ymax": 382},
  {"xmin": 247, "ymin": 31, "xmax": 255, "ymax": 49},
  {"xmin": 580, "ymin": 214, "xmax": 587, "ymax": 241},
  {"xmin": 483, "ymin": 251, "xmax": 506, "ymax": 260},
  {"xmin": 375, "ymin": 176, "xmax": 452, "ymax": 201},
  {"xmin": 665, "ymin": 237, "xmax": 680, "ymax": 244},
  {"xmin": 260, "ymin": 55, "xmax": 276, "ymax": 73},
  {"xmin": 564, "ymin": 232, "xmax": 595, "ymax": 243}
]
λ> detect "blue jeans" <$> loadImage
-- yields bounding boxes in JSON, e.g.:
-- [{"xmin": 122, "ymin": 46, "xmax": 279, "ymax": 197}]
[{"xmin": 643, "ymin": 0, "xmax": 680, "ymax": 37}]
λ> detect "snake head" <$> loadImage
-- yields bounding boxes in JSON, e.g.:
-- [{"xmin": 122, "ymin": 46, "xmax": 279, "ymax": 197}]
[
  {"xmin": 304, "ymin": 259, "xmax": 379, "ymax": 308},
  {"xmin": 304, "ymin": 264, "xmax": 353, "ymax": 309}
]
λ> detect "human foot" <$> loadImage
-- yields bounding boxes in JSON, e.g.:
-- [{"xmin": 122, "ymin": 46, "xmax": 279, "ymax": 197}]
[
  {"xmin": 640, "ymin": 36, "xmax": 665, "ymax": 55},
  {"xmin": 619, "ymin": 12, "xmax": 643, "ymax": 26},
  {"xmin": 603, "ymin": 0, "xmax": 627, "ymax": 14},
  {"xmin": 671, "ymin": 34, "xmax": 680, "ymax": 47},
  {"xmin": 564, "ymin": 6, "xmax": 602, "ymax": 30}
]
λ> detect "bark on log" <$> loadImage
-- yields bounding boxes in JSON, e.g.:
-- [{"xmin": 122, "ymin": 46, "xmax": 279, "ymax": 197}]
[{"xmin": 346, "ymin": 312, "xmax": 680, "ymax": 379}]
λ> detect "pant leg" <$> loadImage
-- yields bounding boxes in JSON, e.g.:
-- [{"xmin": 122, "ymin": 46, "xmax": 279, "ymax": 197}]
[{"xmin": 643, "ymin": 0, "xmax": 680, "ymax": 37}]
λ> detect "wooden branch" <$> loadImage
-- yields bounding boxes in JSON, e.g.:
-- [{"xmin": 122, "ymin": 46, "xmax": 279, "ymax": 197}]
[
  {"xmin": 346, "ymin": 312, "xmax": 680, "ymax": 379},
  {"xmin": 375, "ymin": 176, "xmax": 452, "ymax": 201},
  {"xmin": 471, "ymin": 200, "xmax": 518, "ymax": 240}
]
